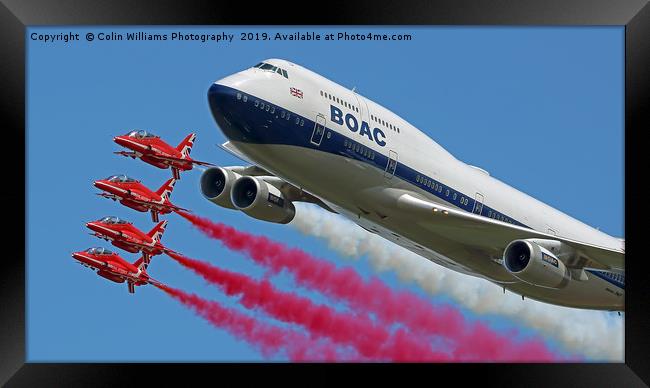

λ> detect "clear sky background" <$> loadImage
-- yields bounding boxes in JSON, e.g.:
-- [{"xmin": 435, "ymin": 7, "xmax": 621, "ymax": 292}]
[{"xmin": 27, "ymin": 26, "xmax": 623, "ymax": 361}]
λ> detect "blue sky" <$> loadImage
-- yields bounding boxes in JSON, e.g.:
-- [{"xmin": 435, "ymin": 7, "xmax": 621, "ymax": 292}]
[{"xmin": 27, "ymin": 26, "xmax": 623, "ymax": 361}]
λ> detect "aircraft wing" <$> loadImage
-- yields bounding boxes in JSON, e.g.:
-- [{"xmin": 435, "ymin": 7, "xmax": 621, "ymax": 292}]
[
  {"xmin": 114, "ymin": 150, "xmax": 138, "ymax": 158},
  {"xmin": 122, "ymin": 197, "xmax": 190, "ymax": 213},
  {"xmin": 161, "ymin": 203, "xmax": 190, "ymax": 213},
  {"xmin": 160, "ymin": 246, "xmax": 179, "ymax": 256},
  {"xmin": 395, "ymin": 193, "xmax": 624, "ymax": 271},
  {"xmin": 146, "ymin": 277, "xmax": 164, "ymax": 288},
  {"xmin": 147, "ymin": 153, "xmax": 214, "ymax": 166},
  {"xmin": 219, "ymin": 141, "xmax": 254, "ymax": 164}
]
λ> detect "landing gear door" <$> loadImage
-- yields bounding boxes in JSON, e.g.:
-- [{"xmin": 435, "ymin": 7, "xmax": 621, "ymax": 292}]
[
  {"xmin": 310, "ymin": 114, "xmax": 326, "ymax": 146},
  {"xmin": 384, "ymin": 150, "xmax": 398, "ymax": 179}
]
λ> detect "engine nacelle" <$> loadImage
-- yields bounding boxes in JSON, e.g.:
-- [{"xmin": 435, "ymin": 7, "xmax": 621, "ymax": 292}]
[
  {"xmin": 200, "ymin": 167, "xmax": 241, "ymax": 210},
  {"xmin": 230, "ymin": 176, "xmax": 295, "ymax": 224},
  {"xmin": 503, "ymin": 239, "xmax": 571, "ymax": 289}
]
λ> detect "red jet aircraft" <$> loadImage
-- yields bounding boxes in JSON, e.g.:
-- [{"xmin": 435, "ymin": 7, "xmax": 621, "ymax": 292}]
[
  {"xmin": 86, "ymin": 216, "xmax": 171, "ymax": 263},
  {"xmin": 93, "ymin": 174, "xmax": 187, "ymax": 222},
  {"xmin": 72, "ymin": 247, "xmax": 161, "ymax": 293},
  {"xmin": 113, "ymin": 130, "xmax": 213, "ymax": 179}
]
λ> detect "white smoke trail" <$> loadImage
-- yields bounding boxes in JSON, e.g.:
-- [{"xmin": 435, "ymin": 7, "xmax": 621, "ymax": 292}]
[{"xmin": 289, "ymin": 203, "xmax": 624, "ymax": 361}]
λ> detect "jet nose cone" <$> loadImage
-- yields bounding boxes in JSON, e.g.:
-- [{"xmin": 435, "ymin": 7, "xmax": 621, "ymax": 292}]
[
  {"xmin": 208, "ymin": 82, "xmax": 220, "ymax": 96},
  {"xmin": 114, "ymin": 136, "xmax": 128, "ymax": 147},
  {"xmin": 207, "ymin": 83, "xmax": 230, "ymax": 107},
  {"xmin": 208, "ymin": 83, "xmax": 228, "ymax": 117},
  {"xmin": 208, "ymin": 82, "xmax": 250, "ymax": 142}
]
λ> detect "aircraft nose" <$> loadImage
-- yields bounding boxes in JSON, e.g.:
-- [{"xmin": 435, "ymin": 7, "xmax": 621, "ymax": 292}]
[
  {"xmin": 208, "ymin": 83, "xmax": 233, "ymax": 122},
  {"xmin": 207, "ymin": 83, "xmax": 229, "ymax": 107},
  {"xmin": 208, "ymin": 82, "xmax": 255, "ymax": 143}
]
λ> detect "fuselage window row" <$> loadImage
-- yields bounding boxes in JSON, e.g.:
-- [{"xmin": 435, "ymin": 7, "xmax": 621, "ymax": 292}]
[
  {"xmin": 344, "ymin": 138, "xmax": 375, "ymax": 160},
  {"xmin": 320, "ymin": 90, "xmax": 359, "ymax": 113},
  {"xmin": 247, "ymin": 95, "xmax": 302, "ymax": 125},
  {"xmin": 415, "ymin": 173, "xmax": 516, "ymax": 223},
  {"xmin": 487, "ymin": 209, "xmax": 514, "ymax": 224},
  {"xmin": 319, "ymin": 90, "xmax": 402, "ymax": 135},
  {"xmin": 417, "ymin": 174, "xmax": 453, "ymax": 200},
  {"xmin": 370, "ymin": 114, "xmax": 401, "ymax": 134}
]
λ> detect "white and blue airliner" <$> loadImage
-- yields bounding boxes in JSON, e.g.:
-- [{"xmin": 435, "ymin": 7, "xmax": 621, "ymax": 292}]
[{"xmin": 201, "ymin": 58, "xmax": 624, "ymax": 311}]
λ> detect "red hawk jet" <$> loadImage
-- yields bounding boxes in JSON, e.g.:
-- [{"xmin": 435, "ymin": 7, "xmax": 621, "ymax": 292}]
[
  {"xmin": 93, "ymin": 174, "xmax": 188, "ymax": 222},
  {"xmin": 113, "ymin": 130, "xmax": 213, "ymax": 179},
  {"xmin": 85, "ymin": 216, "xmax": 171, "ymax": 263},
  {"xmin": 71, "ymin": 247, "xmax": 162, "ymax": 294}
]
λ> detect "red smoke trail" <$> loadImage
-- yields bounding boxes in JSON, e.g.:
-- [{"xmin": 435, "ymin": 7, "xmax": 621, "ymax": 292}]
[
  {"xmin": 153, "ymin": 283, "xmax": 355, "ymax": 361},
  {"xmin": 178, "ymin": 211, "xmax": 562, "ymax": 361},
  {"xmin": 167, "ymin": 251, "xmax": 450, "ymax": 362}
]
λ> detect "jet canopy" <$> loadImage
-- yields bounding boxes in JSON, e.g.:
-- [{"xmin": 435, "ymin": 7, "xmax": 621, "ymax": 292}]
[
  {"xmin": 126, "ymin": 129, "xmax": 158, "ymax": 139},
  {"xmin": 98, "ymin": 216, "xmax": 129, "ymax": 224},
  {"xmin": 85, "ymin": 247, "xmax": 114, "ymax": 255},
  {"xmin": 106, "ymin": 174, "xmax": 138, "ymax": 183}
]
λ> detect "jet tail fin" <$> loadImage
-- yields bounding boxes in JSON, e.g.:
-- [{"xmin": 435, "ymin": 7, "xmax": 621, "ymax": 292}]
[
  {"xmin": 176, "ymin": 133, "xmax": 196, "ymax": 158},
  {"xmin": 147, "ymin": 220, "xmax": 168, "ymax": 244},
  {"xmin": 155, "ymin": 178, "xmax": 177, "ymax": 201}
]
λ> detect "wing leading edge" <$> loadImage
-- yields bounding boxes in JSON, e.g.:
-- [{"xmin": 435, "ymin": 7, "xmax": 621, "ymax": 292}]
[{"xmin": 395, "ymin": 193, "xmax": 624, "ymax": 271}]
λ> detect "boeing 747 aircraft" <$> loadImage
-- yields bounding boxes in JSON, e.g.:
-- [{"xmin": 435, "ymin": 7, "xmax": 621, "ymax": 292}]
[{"xmin": 201, "ymin": 58, "xmax": 624, "ymax": 310}]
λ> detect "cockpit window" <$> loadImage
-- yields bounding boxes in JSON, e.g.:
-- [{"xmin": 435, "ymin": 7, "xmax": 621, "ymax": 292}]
[
  {"xmin": 127, "ymin": 129, "xmax": 157, "ymax": 139},
  {"xmin": 254, "ymin": 62, "xmax": 289, "ymax": 79},
  {"xmin": 99, "ymin": 216, "xmax": 128, "ymax": 224},
  {"xmin": 86, "ymin": 247, "xmax": 113, "ymax": 255},
  {"xmin": 107, "ymin": 174, "xmax": 137, "ymax": 183}
]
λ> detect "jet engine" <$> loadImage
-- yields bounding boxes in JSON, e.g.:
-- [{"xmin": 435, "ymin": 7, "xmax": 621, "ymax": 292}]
[
  {"xmin": 503, "ymin": 239, "xmax": 571, "ymax": 289},
  {"xmin": 230, "ymin": 176, "xmax": 296, "ymax": 224},
  {"xmin": 200, "ymin": 167, "xmax": 241, "ymax": 209}
]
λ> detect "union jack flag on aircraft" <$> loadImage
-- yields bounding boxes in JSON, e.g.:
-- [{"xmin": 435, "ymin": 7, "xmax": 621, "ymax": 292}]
[{"xmin": 290, "ymin": 87, "xmax": 303, "ymax": 99}]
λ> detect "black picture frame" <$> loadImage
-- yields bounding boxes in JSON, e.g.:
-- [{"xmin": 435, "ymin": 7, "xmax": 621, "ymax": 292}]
[{"xmin": 2, "ymin": 0, "xmax": 647, "ymax": 386}]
